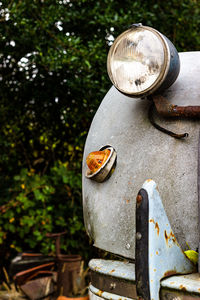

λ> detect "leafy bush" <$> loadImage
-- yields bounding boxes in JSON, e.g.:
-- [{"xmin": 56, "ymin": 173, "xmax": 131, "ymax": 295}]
[
  {"xmin": 0, "ymin": 162, "xmax": 89, "ymax": 257},
  {"xmin": 1, "ymin": 0, "xmax": 200, "ymax": 264}
]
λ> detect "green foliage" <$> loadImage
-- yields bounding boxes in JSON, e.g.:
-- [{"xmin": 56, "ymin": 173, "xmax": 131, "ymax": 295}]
[
  {"xmin": 0, "ymin": 0, "xmax": 200, "ymax": 261},
  {"xmin": 0, "ymin": 162, "xmax": 88, "ymax": 256}
]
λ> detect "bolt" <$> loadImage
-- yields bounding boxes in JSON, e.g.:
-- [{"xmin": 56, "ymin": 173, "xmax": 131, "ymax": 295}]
[
  {"xmin": 136, "ymin": 232, "xmax": 142, "ymax": 240},
  {"xmin": 110, "ymin": 283, "xmax": 116, "ymax": 290}
]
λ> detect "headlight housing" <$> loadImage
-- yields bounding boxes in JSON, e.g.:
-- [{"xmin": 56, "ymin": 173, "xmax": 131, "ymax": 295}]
[{"xmin": 107, "ymin": 24, "xmax": 180, "ymax": 97}]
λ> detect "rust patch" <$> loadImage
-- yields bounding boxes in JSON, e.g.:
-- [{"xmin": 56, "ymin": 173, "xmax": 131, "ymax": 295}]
[
  {"xmin": 164, "ymin": 270, "xmax": 177, "ymax": 277},
  {"xmin": 149, "ymin": 219, "xmax": 159, "ymax": 235},
  {"xmin": 155, "ymin": 222, "xmax": 159, "ymax": 236},
  {"xmin": 97, "ymin": 290, "xmax": 103, "ymax": 297},
  {"xmin": 146, "ymin": 179, "xmax": 152, "ymax": 182},
  {"xmin": 109, "ymin": 269, "xmax": 115, "ymax": 274},
  {"xmin": 164, "ymin": 230, "xmax": 177, "ymax": 246},
  {"xmin": 156, "ymin": 251, "xmax": 158, "ymax": 255},
  {"xmin": 164, "ymin": 230, "xmax": 168, "ymax": 245},
  {"xmin": 94, "ymin": 266, "xmax": 101, "ymax": 271},
  {"xmin": 153, "ymin": 269, "xmax": 156, "ymax": 272},
  {"xmin": 180, "ymin": 285, "xmax": 187, "ymax": 291},
  {"xmin": 126, "ymin": 199, "xmax": 130, "ymax": 204},
  {"xmin": 153, "ymin": 94, "xmax": 200, "ymax": 118},
  {"xmin": 136, "ymin": 194, "xmax": 142, "ymax": 204},
  {"xmin": 169, "ymin": 231, "xmax": 176, "ymax": 243}
]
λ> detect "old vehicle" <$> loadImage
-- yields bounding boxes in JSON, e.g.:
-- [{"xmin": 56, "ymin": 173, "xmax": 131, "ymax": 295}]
[{"xmin": 82, "ymin": 24, "xmax": 200, "ymax": 300}]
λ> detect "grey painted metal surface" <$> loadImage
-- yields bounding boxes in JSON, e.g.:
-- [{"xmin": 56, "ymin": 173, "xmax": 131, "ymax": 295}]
[{"xmin": 82, "ymin": 52, "xmax": 200, "ymax": 259}]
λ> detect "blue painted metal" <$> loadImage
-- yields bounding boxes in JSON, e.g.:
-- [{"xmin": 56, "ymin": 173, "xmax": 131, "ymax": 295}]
[
  {"xmin": 142, "ymin": 179, "xmax": 196, "ymax": 300},
  {"xmin": 161, "ymin": 273, "xmax": 200, "ymax": 293},
  {"xmin": 89, "ymin": 259, "xmax": 135, "ymax": 281},
  {"xmin": 89, "ymin": 284, "xmax": 133, "ymax": 300}
]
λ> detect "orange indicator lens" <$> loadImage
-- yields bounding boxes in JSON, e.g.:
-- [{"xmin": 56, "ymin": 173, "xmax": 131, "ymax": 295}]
[{"xmin": 86, "ymin": 149, "xmax": 111, "ymax": 173}]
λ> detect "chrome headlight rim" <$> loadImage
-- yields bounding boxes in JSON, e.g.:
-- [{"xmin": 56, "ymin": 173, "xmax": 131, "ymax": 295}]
[{"xmin": 107, "ymin": 25, "xmax": 172, "ymax": 98}]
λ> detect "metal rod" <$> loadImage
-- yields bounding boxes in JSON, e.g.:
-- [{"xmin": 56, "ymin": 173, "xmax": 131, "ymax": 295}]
[
  {"xmin": 46, "ymin": 231, "xmax": 67, "ymax": 258},
  {"xmin": 148, "ymin": 102, "xmax": 188, "ymax": 139},
  {"xmin": 152, "ymin": 95, "xmax": 200, "ymax": 118}
]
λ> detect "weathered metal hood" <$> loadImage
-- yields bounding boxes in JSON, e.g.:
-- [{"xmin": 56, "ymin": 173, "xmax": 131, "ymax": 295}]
[{"xmin": 82, "ymin": 52, "xmax": 200, "ymax": 259}]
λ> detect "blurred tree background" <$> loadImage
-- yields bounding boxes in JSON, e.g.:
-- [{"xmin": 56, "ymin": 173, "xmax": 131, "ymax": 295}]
[{"xmin": 0, "ymin": 0, "xmax": 200, "ymax": 268}]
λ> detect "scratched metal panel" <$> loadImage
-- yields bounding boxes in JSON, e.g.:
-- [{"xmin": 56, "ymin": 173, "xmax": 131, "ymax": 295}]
[
  {"xmin": 82, "ymin": 52, "xmax": 200, "ymax": 259},
  {"xmin": 161, "ymin": 273, "xmax": 200, "ymax": 294},
  {"xmin": 89, "ymin": 259, "xmax": 135, "ymax": 281}
]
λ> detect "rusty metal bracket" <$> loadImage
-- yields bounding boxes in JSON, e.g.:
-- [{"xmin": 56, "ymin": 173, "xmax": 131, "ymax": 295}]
[
  {"xmin": 148, "ymin": 94, "xmax": 200, "ymax": 139},
  {"xmin": 148, "ymin": 96, "xmax": 189, "ymax": 139},
  {"xmin": 152, "ymin": 95, "xmax": 200, "ymax": 118},
  {"xmin": 135, "ymin": 180, "xmax": 196, "ymax": 300},
  {"xmin": 148, "ymin": 101, "xmax": 188, "ymax": 139}
]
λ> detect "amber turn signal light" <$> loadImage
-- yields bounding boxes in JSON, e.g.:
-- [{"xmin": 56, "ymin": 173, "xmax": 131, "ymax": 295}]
[
  {"xmin": 86, "ymin": 149, "xmax": 111, "ymax": 174},
  {"xmin": 85, "ymin": 146, "xmax": 117, "ymax": 183}
]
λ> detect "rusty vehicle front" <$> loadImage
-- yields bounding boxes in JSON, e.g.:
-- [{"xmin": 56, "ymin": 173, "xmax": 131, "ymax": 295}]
[{"xmin": 82, "ymin": 24, "xmax": 200, "ymax": 300}]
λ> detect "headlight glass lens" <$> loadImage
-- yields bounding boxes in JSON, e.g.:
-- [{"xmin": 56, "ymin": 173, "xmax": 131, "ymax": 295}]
[{"xmin": 107, "ymin": 27, "xmax": 167, "ymax": 96}]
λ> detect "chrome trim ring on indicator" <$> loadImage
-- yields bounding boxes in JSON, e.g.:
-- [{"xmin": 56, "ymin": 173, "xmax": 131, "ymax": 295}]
[{"xmin": 85, "ymin": 146, "xmax": 117, "ymax": 183}]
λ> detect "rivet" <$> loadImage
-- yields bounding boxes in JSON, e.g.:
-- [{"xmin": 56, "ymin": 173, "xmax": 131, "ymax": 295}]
[
  {"xmin": 136, "ymin": 232, "xmax": 142, "ymax": 240},
  {"xmin": 110, "ymin": 282, "xmax": 116, "ymax": 290}
]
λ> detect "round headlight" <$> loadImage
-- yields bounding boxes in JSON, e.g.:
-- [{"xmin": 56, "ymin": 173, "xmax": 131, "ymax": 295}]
[{"xmin": 107, "ymin": 24, "xmax": 180, "ymax": 97}]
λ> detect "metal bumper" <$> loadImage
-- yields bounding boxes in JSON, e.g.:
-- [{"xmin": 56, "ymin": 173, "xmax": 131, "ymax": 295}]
[{"xmin": 89, "ymin": 259, "xmax": 200, "ymax": 300}]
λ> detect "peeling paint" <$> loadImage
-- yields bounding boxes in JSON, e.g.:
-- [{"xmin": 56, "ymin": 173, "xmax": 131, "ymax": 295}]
[
  {"xmin": 146, "ymin": 179, "xmax": 153, "ymax": 183},
  {"xmin": 164, "ymin": 230, "xmax": 168, "ymax": 245},
  {"xmin": 94, "ymin": 266, "xmax": 102, "ymax": 271},
  {"xmin": 164, "ymin": 270, "xmax": 177, "ymax": 277},
  {"xmin": 155, "ymin": 222, "xmax": 159, "ymax": 236},
  {"xmin": 97, "ymin": 289, "xmax": 103, "ymax": 297},
  {"xmin": 180, "ymin": 284, "xmax": 187, "ymax": 291},
  {"xmin": 164, "ymin": 230, "xmax": 177, "ymax": 246}
]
